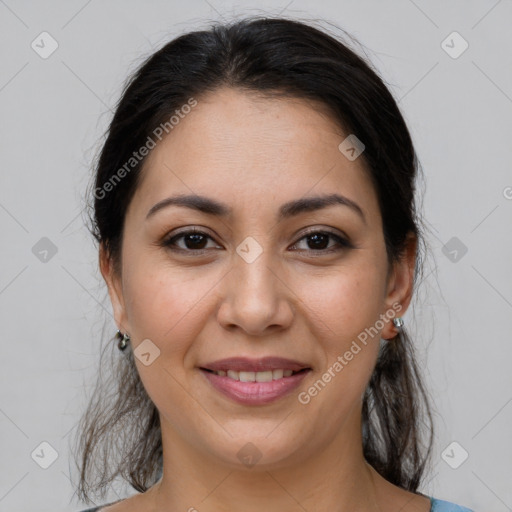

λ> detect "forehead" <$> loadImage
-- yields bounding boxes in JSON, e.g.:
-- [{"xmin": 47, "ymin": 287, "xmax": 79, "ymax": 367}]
[{"xmin": 129, "ymin": 87, "xmax": 380, "ymax": 223}]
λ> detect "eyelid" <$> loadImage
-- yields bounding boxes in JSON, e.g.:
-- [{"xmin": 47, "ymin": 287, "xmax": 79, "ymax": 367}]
[
  {"xmin": 294, "ymin": 226, "xmax": 350, "ymax": 242},
  {"xmin": 161, "ymin": 225, "xmax": 352, "ymax": 255},
  {"xmin": 289, "ymin": 227, "xmax": 352, "ymax": 252},
  {"xmin": 163, "ymin": 227, "xmax": 221, "ymax": 251}
]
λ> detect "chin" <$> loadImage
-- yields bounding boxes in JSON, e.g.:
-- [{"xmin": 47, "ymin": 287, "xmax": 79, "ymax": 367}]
[{"xmin": 201, "ymin": 429, "xmax": 309, "ymax": 471}]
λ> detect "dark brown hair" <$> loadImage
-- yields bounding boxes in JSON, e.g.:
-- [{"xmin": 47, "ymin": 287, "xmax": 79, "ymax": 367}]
[{"xmin": 73, "ymin": 15, "xmax": 434, "ymax": 504}]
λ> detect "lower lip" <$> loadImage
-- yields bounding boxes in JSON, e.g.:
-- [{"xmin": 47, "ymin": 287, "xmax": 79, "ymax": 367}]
[{"xmin": 200, "ymin": 369, "xmax": 311, "ymax": 405}]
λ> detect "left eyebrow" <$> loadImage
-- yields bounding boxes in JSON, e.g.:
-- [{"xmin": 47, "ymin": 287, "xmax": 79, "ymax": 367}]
[{"xmin": 146, "ymin": 192, "xmax": 366, "ymax": 225}]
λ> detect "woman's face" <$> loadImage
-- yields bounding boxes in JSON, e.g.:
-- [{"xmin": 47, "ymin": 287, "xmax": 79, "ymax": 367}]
[{"xmin": 101, "ymin": 87, "xmax": 415, "ymax": 470}]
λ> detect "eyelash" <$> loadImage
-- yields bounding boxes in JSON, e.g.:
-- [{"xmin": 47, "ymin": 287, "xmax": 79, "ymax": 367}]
[{"xmin": 161, "ymin": 227, "xmax": 352, "ymax": 256}]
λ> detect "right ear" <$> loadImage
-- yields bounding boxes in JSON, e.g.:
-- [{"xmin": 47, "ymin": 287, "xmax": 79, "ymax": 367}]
[{"xmin": 99, "ymin": 243, "xmax": 128, "ymax": 333}]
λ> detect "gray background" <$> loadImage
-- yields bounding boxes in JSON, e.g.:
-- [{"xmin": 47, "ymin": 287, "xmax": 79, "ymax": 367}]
[{"xmin": 1, "ymin": 1, "xmax": 511, "ymax": 511}]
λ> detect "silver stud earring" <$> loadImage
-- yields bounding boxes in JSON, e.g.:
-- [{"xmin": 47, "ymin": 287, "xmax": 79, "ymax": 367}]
[
  {"xmin": 115, "ymin": 329, "xmax": 130, "ymax": 351},
  {"xmin": 393, "ymin": 317, "xmax": 404, "ymax": 330}
]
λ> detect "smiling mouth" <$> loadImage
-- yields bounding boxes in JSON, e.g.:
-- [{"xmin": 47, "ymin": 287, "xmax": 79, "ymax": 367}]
[{"xmin": 200, "ymin": 368, "xmax": 309, "ymax": 382}]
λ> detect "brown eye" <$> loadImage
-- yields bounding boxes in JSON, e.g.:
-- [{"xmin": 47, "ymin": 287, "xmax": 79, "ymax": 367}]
[
  {"xmin": 291, "ymin": 230, "xmax": 352, "ymax": 253},
  {"xmin": 163, "ymin": 229, "xmax": 220, "ymax": 253},
  {"xmin": 162, "ymin": 228, "xmax": 351, "ymax": 256}
]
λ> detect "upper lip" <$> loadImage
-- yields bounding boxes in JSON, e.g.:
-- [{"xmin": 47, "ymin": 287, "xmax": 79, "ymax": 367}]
[{"xmin": 200, "ymin": 357, "xmax": 311, "ymax": 373}]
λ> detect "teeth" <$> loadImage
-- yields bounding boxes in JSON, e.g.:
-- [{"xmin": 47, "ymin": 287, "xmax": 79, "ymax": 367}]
[
  {"xmin": 255, "ymin": 371, "xmax": 273, "ymax": 382},
  {"xmin": 273, "ymin": 369, "xmax": 284, "ymax": 380},
  {"xmin": 213, "ymin": 369, "xmax": 300, "ymax": 381},
  {"xmin": 239, "ymin": 371, "xmax": 256, "ymax": 382}
]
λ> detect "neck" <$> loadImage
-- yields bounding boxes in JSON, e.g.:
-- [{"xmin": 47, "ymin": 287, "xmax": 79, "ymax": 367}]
[{"xmin": 149, "ymin": 406, "xmax": 384, "ymax": 512}]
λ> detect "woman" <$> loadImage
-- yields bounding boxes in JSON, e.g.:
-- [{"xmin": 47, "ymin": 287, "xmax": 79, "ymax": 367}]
[{"xmin": 73, "ymin": 16, "xmax": 475, "ymax": 512}]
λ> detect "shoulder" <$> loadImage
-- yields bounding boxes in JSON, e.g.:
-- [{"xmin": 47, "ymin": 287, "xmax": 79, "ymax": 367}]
[{"xmin": 430, "ymin": 497, "xmax": 476, "ymax": 512}]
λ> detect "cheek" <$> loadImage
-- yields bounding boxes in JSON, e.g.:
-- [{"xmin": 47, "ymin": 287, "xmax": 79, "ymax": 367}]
[
  {"xmin": 122, "ymin": 264, "xmax": 215, "ymax": 416},
  {"xmin": 294, "ymin": 269, "xmax": 383, "ymax": 430},
  {"xmin": 124, "ymin": 265, "xmax": 211, "ymax": 348},
  {"xmin": 296, "ymin": 264, "xmax": 385, "ymax": 344},
  {"xmin": 293, "ymin": 264, "xmax": 385, "ymax": 398}
]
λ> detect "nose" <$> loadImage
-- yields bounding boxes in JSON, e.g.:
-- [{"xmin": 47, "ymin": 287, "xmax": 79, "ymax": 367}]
[{"xmin": 216, "ymin": 249, "xmax": 294, "ymax": 336}]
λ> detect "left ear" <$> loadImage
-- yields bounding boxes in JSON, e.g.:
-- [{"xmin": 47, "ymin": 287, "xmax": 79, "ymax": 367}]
[{"xmin": 381, "ymin": 232, "xmax": 417, "ymax": 340}]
